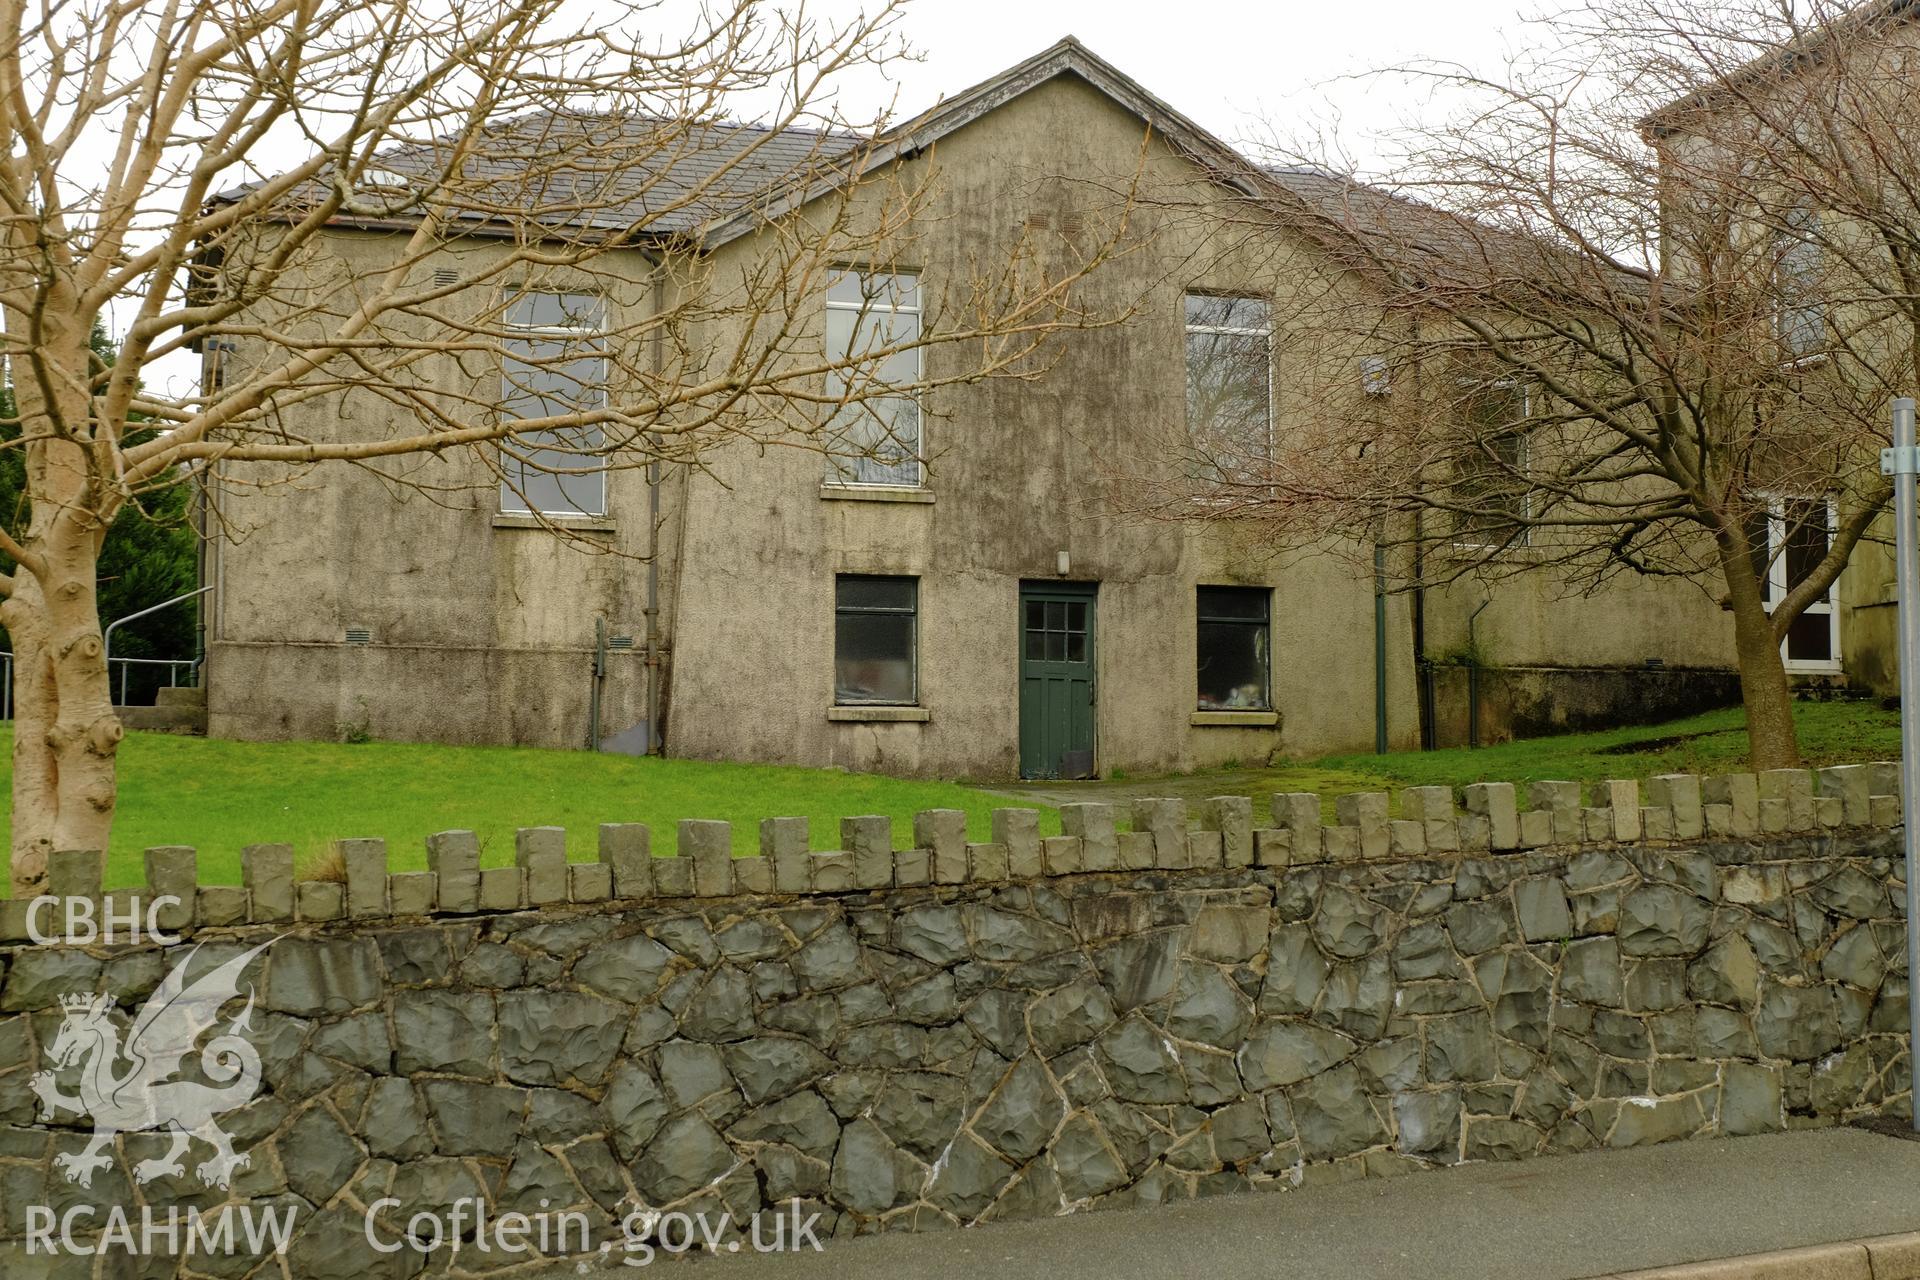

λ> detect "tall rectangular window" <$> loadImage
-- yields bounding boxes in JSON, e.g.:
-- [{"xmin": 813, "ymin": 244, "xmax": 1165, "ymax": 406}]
[
  {"xmin": 825, "ymin": 271, "xmax": 922, "ymax": 487},
  {"xmin": 835, "ymin": 575, "xmax": 918, "ymax": 704},
  {"xmin": 1454, "ymin": 378, "xmax": 1531, "ymax": 547},
  {"xmin": 500, "ymin": 291, "xmax": 608, "ymax": 516},
  {"xmin": 1775, "ymin": 207, "xmax": 1825, "ymax": 360},
  {"xmin": 1185, "ymin": 294, "xmax": 1273, "ymax": 486},
  {"xmin": 1745, "ymin": 495, "xmax": 1840, "ymax": 672},
  {"xmin": 1196, "ymin": 586, "xmax": 1271, "ymax": 710}
]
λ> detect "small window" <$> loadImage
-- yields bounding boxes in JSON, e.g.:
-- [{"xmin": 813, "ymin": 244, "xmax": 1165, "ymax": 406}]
[
  {"xmin": 1185, "ymin": 294, "xmax": 1273, "ymax": 486},
  {"xmin": 499, "ymin": 290, "xmax": 608, "ymax": 517},
  {"xmin": 1775, "ymin": 208, "xmax": 1825, "ymax": 360},
  {"xmin": 825, "ymin": 271, "xmax": 922, "ymax": 487},
  {"xmin": 1744, "ymin": 495, "xmax": 1840, "ymax": 672},
  {"xmin": 1454, "ymin": 378, "xmax": 1532, "ymax": 547},
  {"xmin": 835, "ymin": 575, "xmax": 918, "ymax": 704},
  {"xmin": 1196, "ymin": 586, "xmax": 1271, "ymax": 710}
]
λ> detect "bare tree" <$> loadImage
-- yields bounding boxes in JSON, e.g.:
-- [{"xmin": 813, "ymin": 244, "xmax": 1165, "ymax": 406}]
[
  {"xmin": 0, "ymin": 0, "xmax": 1132, "ymax": 895},
  {"xmin": 1116, "ymin": 0, "xmax": 1919, "ymax": 771}
]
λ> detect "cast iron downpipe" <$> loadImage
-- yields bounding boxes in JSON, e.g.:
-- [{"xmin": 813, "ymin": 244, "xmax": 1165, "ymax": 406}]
[
  {"xmin": 1374, "ymin": 542, "xmax": 1388, "ymax": 754},
  {"xmin": 1466, "ymin": 595, "xmax": 1492, "ymax": 749}
]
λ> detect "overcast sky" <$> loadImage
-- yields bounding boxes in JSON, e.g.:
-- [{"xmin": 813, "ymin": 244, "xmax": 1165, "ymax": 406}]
[{"xmin": 785, "ymin": 0, "xmax": 1539, "ymax": 170}]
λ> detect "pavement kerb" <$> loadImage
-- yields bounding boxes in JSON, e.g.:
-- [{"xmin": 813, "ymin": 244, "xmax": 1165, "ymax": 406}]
[{"xmin": 1594, "ymin": 1233, "xmax": 1920, "ymax": 1280}]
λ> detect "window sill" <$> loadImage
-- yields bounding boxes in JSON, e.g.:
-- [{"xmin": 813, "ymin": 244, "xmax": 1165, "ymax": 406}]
[
  {"xmin": 1191, "ymin": 710, "xmax": 1280, "ymax": 727},
  {"xmin": 828, "ymin": 705, "xmax": 931, "ymax": 723},
  {"xmin": 820, "ymin": 484, "xmax": 935, "ymax": 504},
  {"xmin": 493, "ymin": 513, "xmax": 616, "ymax": 533}
]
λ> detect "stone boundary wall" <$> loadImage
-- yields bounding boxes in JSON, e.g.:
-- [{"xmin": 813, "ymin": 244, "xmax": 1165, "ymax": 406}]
[
  {"xmin": 0, "ymin": 762, "xmax": 1911, "ymax": 1276},
  {"xmin": 2, "ymin": 762, "xmax": 1905, "ymax": 941}
]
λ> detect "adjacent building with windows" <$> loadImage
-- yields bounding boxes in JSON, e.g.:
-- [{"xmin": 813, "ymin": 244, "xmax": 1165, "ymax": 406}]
[{"xmin": 203, "ymin": 39, "xmax": 1743, "ymax": 778}]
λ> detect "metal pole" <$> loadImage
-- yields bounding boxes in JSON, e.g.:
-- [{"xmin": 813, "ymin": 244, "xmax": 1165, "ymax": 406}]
[
  {"xmin": 1374, "ymin": 541, "xmax": 1388, "ymax": 754},
  {"xmin": 1884, "ymin": 396, "xmax": 1920, "ymax": 1130}
]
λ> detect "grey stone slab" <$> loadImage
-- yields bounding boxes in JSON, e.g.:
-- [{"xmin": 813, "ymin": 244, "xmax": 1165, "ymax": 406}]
[
  {"xmin": 427, "ymin": 830, "xmax": 481, "ymax": 912},
  {"xmin": 195, "ymin": 885, "xmax": 249, "ymax": 927},
  {"xmin": 478, "ymin": 866, "xmax": 524, "ymax": 911},
  {"xmin": 515, "ymin": 827, "xmax": 568, "ymax": 905},
  {"xmin": 968, "ymin": 841, "xmax": 1010, "ymax": 882},
  {"xmin": 993, "ymin": 809, "xmax": 1042, "ymax": 879},
  {"xmin": 144, "ymin": 846, "xmax": 196, "ymax": 931},
  {"xmin": 1464, "ymin": 783, "xmax": 1519, "ymax": 850},
  {"xmin": 915, "ymin": 809, "xmax": 969, "ymax": 884},
  {"xmin": 296, "ymin": 880, "xmax": 344, "ymax": 922},
  {"xmin": 1273, "ymin": 792, "xmax": 1322, "ymax": 862},
  {"xmin": 388, "ymin": 871, "xmax": 436, "ymax": 915},
  {"xmin": 243, "ymin": 843, "xmax": 296, "ymax": 922},
  {"xmin": 843, "ymin": 815, "xmax": 893, "ymax": 889},
  {"xmin": 569, "ymin": 863, "xmax": 613, "ymax": 902},
  {"xmin": 1201, "ymin": 795, "xmax": 1254, "ymax": 868},
  {"xmin": 600, "ymin": 823, "xmax": 652, "ymax": 899},
  {"xmin": 682, "ymin": 819, "xmax": 734, "ymax": 896},
  {"xmin": 339, "ymin": 838, "xmax": 389, "ymax": 917}
]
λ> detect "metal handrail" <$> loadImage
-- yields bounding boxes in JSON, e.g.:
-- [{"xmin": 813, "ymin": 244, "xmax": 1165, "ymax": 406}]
[{"xmin": 101, "ymin": 584, "xmax": 214, "ymax": 673}]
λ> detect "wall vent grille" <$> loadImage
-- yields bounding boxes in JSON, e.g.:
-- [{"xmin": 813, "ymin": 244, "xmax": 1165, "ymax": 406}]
[
  {"xmin": 431, "ymin": 268, "xmax": 459, "ymax": 286},
  {"xmin": 344, "ymin": 627, "xmax": 373, "ymax": 645}
]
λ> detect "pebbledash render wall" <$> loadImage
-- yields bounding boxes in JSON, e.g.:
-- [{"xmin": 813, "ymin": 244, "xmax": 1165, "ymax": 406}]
[{"xmin": 0, "ymin": 766, "xmax": 1913, "ymax": 1276}]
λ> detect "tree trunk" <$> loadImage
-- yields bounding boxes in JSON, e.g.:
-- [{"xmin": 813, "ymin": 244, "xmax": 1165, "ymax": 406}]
[
  {"xmin": 1718, "ymin": 533, "xmax": 1801, "ymax": 772},
  {"xmin": 3, "ymin": 510, "xmax": 122, "ymax": 899}
]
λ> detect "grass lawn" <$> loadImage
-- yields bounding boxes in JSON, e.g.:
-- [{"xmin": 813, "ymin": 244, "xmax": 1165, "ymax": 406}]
[
  {"xmin": 0, "ymin": 729, "xmax": 1061, "ymax": 891},
  {"xmin": 998, "ymin": 698, "xmax": 1902, "ymax": 817}
]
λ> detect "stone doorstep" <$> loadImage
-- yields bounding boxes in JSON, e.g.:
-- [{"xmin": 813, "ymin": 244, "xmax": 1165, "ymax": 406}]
[{"xmin": 1593, "ymin": 1232, "xmax": 1920, "ymax": 1280}]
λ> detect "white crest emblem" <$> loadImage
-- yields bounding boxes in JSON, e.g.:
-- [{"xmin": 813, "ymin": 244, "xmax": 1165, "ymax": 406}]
[{"xmin": 31, "ymin": 941, "xmax": 272, "ymax": 1190}]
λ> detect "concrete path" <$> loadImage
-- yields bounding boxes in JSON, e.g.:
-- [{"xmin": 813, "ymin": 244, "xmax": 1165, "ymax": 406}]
[{"xmin": 706, "ymin": 1129, "xmax": 1920, "ymax": 1280}]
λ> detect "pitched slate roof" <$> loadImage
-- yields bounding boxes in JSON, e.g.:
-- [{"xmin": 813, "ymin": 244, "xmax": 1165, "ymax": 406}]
[
  {"xmin": 1640, "ymin": 0, "xmax": 1919, "ymax": 137},
  {"xmin": 220, "ymin": 32, "xmax": 1536, "ymax": 277}
]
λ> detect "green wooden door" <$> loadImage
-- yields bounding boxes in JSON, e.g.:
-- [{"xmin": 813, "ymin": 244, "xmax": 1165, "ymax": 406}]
[{"xmin": 1019, "ymin": 583, "xmax": 1097, "ymax": 779}]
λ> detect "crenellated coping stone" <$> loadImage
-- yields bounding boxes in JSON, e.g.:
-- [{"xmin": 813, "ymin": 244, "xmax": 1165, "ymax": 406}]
[
  {"xmin": 1273, "ymin": 793, "xmax": 1322, "ymax": 863},
  {"xmin": 21, "ymin": 761, "xmax": 1912, "ymax": 939},
  {"xmin": 1647, "ymin": 775, "xmax": 1703, "ymax": 841},
  {"xmin": 1704, "ymin": 773, "xmax": 1760, "ymax": 837},
  {"xmin": 1529, "ymin": 781, "xmax": 1583, "ymax": 845},
  {"xmin": 514, "ymin": 826, "xmax": 568, "ymax": 906},
  {"xmin": 1817, "ymin": 764, "xmax": 1872, "ymax": 828},
  {"xmin": 389, "ymin": 871, "xmax": 436, "ymax": 915},
  {"xmin": 144, "ymin": 846, "xmax": 196, "ymax": 931},
  {"xmin": 762, "ymin": 817, "xmax": 810, "ymax": 892},
  {"xmin": 1133, "ymin": 798, "xmax": 1187, "ymax": 869},
  {"xmin": 49, "ymin": 848, "xmax": 103, "ymax": 901},
  {"xmin": 969, "ymin": 841, "xmax": 1010, "ymax": 881},
  {"xmin": 809, "ymin": 849, "xmax": 854, "ymax": 893},
  {"xmin": 296, "ymin": 879, "xmax": 344, "ymax": 922},
  {"xmin": 602, "ymin": 823, "xmax": 653, "ymax": 900},
  {"xmin": 341, "ymin": 838, "xmax": 389, "ymax": 917},
  {"xmin": 1605, "ymin": 780, "xmax": 1641, "ymax": 842},
  {"xmin": 243, "ymin": 843, "xmax": 296, "ymax": 922},
  {"xmin": 1757, "ymin": 768, "xmax": 1815, "ymax": 831},
  {"xmin": 681, "ymin": 819, "xmax": 733, "ymax": 897},
  {"xmin": 843, "ymin": 815, "xmax": 893, "ymax": 889},
  {"xmin": 1463, "ymin": 782, "xmax": 1519, "ymax": 851},
  {"xmin": 426, "ymin": 830, "xmax": 481, "ymax": 913},
  {"xmin": 915, "ymin": 808, "xmax": 970, "ymax": 883},
  {"xmin": 1043, "ymin": 835, "xmax": 1084, "ymax": 876},
  {"xmin": 1060, "ymin": 803, "xmax": 1119, "ymax": 873},
  {"xmin": 1201, "ymin": 795, "xmax": 1255, "ymax": 868},
  {"xmin": 1335, "ymin": 792, "xmax": 1389, "ymax": 861},
  {"xmin": 993, "ymin": 808, "xmax": 1043, "ymax": 879}
]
